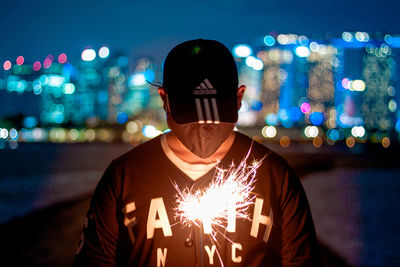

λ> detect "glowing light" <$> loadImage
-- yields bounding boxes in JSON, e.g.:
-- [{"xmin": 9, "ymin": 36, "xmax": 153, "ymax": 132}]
[
  {"xmin": 22, "ymin": 117, "xmax": 38, "ymax": 128},
  {"xmin": 265, "ymin": 113, "xmax": 278, "ymax": 126},
  {"xmin": 351, "ymin": 80, "xmax": 366, "ymax": 91},
  {"xmin": 116, "ymin": 112, "xmax": 129, "ymax": 124},
  {"xmin": 280, "ymin": 136, "xmax": 290, "ymax": 147},
  {"xmin": 355, "ymin": 32, "xmax": 369, "ymax": 42},
  {"xmin": 245, "ymin": 56, "xmax": 263, "ymax": 70},
  {"xmin": 0, "ymin": 128, "xmax": 8, "ymax": 139},
  {"xmin": 16, "ymin": 56, "xmax": 24, "ymax": 65},
  {"xmin": 9, "ymin": 128, "xmax": 19, "ymax": 140},
  {"xmin": 174, "ymin": 149, "xmax": 262, "ymax": 242},
  {"xmin": 48, "ymin": 75, "xmax": 65, "ymax": 87},
  {"xmin": 351, "ymin": 126, "xmax": 365, "ymax": 138},
  {"xmin": 142, "ymin": 125, "xmax": 162, "ymax": 138},
  {"xmin": 382, "ymin": 137, "xmax": 390, "ymax": 148},
  {"xmin": 62, "ymin": 83, "xmax": 75, "ymax": 94},
  {"xmin": 387, "ymin": 86, "xmax": 395, "ymax": 97},
  {"xmin": 346, "ymin": 137, "xmax": 356, "ymax": 148},
  {"xmin": 251, "ymin": 100, "xmax": 263, "ymax": 111},
  {"xmin": 232, "ymin": 44, "xmax": 252, "ymax": 58},
  {"xmin": 262, "ymin": 126, "xmax": 277, "ymax": 138},
  {"xmin": 313, "ymin": 136, "xmax": 323, "ymax": 148},
  {"xmin": 396, "ymin": 120, "xmax": 400, "ymax": 132},
  {"xmin": 384, "ymin": 34, "xmax": 393, "ymax": 44},
  {"xmin": 33, "ymin": 80, "xmax": 42, "ymax": 95},
  {"xmin": 277, "ymin": 34, "xmax": 289, "ymax": 45},
  {"xmin": 97, "ymin": 129, "xmax": 114, "ymax": 142},
  {"xmin": 33, "ymin": 61, "xmax": 41, "ymax": 71},
  {"xmin": 3, "ymin": 60, "xmax": 11, "ymax": 71},
  {"xmin": 85, "ymin": 129, "xmax": 96, "ymax": 141},
  {"xmin": 99, "ymin": 46, "xmax": 110, "ymax": 58},
  {"xmin": 264, "ymin": 35, "xmax": 275, "ymax": 46},
  {"xmin": 309, "ymin": 42, "xmax": 319, "ymax": 52},
  {"xmin": 327, "ymin": 129, "xmax": 340, "ymax": 141},
  {"xmin": 300, "ymin": 102, "xmax": 310, "ymax": 114},
  {"xmin": 58, "ymin": 53, "xmax": 67, "ymax": 64},
  {"xmin": 304, "ymin": 126, "xmax": 319, "ymax": 138},
  {"xmin": 342, "ymin": 32, "xmax": 353, "ymax": 42},
  {"xmin": 309, "ymin": 112, "xmax": 324, "ymax": 126},
  {"xmin": 299, "ymin": 35, "xmax": 308, "ymax": 45},
  {"xmin": 81, "ymin": 48, "xmax": 96, "ymax": 61},
  {"xmin": 144, "ymin": 69, "xmax": 155, "ymax": 83},
  {"xmin": 342, "ymin": 78, "xmax": 351, "ymax": 89},
  {"xmin": 53, "ymin": 112, "xmax": 64, "ymax": 124},
  {"xmin": 126, "ymin": 121, "xmax": 139, "ymax": 134},
  {"xmin": 43, "ymin": 58, "xmax": 52, "ymax": 68},
  {"xmin": 49, "ymin": 128, "xmax": 67, "ymax": 142},
  {"xmin": 129, "ymin": 73, "xmax": 146, "ymax": 86},
  {"xmin": 389, "ymin": 99, "xmax": 397, "ymax": 112},
  {"xmin": 295, "ymin": 46, "xmax": 310, "ymax": 57}
]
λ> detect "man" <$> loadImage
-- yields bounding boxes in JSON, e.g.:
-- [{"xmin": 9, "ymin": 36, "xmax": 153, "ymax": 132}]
[{"xmin": 74, "ymin": 39, "xmax": 320, "ymax": 266}]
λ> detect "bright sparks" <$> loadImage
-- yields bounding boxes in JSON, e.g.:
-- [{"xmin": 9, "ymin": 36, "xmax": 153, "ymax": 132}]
[{"xmin": 174, "ymin": 149, "xmax": 265, "ymax": 236}]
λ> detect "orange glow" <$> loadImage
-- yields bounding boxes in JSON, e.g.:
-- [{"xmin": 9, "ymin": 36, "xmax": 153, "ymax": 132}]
[
  {"xmin": 280, "ymin": 136, "xmax": 290, "ymax": 148},
  {"xmin": 312, "ymin": 136, "xmax": 323, "ymax": 148},
  {"xmin": 346, "ymin": 137, "xmax": 355, "ymax": 148},
  {"xmin": 382, "ymin": 137, "xmax": 390, "ymax": 148}
]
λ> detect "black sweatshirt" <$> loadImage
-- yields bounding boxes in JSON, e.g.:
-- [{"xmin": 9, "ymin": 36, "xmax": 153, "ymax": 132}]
[{"xmin": 74, "ymin": 132, "xmax": 320, "ymax": 266}]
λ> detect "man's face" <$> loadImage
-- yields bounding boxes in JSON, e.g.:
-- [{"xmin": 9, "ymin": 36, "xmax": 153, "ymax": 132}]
[{"xmin": 158, "ymin": 86, "xmax": 246, "ymax": 158}]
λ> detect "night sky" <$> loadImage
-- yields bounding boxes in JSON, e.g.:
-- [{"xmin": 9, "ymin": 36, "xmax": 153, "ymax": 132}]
[{"xmin": 1, "ymin": 0, "xmax": 400, "ymax": 64}]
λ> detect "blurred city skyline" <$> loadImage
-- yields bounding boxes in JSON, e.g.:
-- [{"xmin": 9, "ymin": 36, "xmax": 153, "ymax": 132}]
[{"xmin": 1, "ymin": 31, "xmax": 399, "ymax": 150}]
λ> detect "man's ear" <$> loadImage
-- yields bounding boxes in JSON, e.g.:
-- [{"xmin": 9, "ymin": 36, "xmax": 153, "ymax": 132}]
[
  {"xmin": 157, "ymin": 87, "xmax": 170, "ymax": 112},
  {"xmin": 237, "ymin": 85, "xmax": 246, "ymax": 110}
]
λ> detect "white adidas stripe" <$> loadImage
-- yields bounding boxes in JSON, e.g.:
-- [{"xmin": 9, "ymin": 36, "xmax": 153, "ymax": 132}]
[{"xmin": 194, "ymin": 79, "xmax": 220, "ymax": 124}]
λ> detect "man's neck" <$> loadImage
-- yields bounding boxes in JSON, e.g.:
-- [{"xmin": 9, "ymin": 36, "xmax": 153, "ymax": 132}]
[{"xmin": 165, "ymin": 131, "xmax": 236, "ymax": 164}]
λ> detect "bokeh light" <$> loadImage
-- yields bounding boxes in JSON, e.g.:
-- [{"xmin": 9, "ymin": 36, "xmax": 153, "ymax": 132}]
[
  {"xmin": 351, "ymin": 126, "xmax": 366, "ymax": 138},
  {"xmin": 62, "ymin": 83, "xmax": 75, "ymax": 94},
  {"xmin": 346, "ymin": 137, "xmax": 356, "ymax": 148},
  {"xmin": 58, "ymin": 53, "xmax": 67, "ymax": 64},
  {"xmin": 142, "ymin": 125, "xmax": 162, "ymax": 138},
  {"xmin": 232, "ymin": 44, "xmax": 252, "ymax": 58},
  {"xmin": 245, "ymin": 56, "xmax": 263, "ymax": 70},
  {"xmin": 309, "ymin": 112, "xmax": 324, "ymax": 126},
  {"xmin": 16, "ymin": 56, "xmax": 24, "ymax": 65},
  {"xmin": 264, "ymin": 35, "xmax": 275, "ymax": 46},
  {"xmin": 265, "ymin": 113, "xmax": 278, "ymax": 126},
  {"xmin": 279, "ymin": 136, "xmax": 290, "ymax": 147},
  {"xmin": 382, "ymin": 137, "xmax": 390, "ymax": 148},
  {"xmin": 304, "ymin": 126, "xmax": 319, "ymax": 138},
  {"xmin": 81, "ymin": 48, "xmax": 96, "ymax": 61},
  {"xmin": 295, "ymin": 46, "xmax": 310, "ymax": 57},
  {"xmin": 312, "ymin": 136, "xmax": 323, "ymax": 148},
  {"xmin": 300, "ymin": 102, "xmax": 311, "ymax": 114},
  {"xmin": 33, "ymin": 61, "xmax": 41, "ymax": 71},
  {"xmin": 99, "ymin": 46, "xmax": 110, "ymax": 58},
  {"xmin": 3, "ymin": 60, "xmax": 12, "ymax": 71},
  {"xmin": 43, "ymin": 58, "xmax": 52, "ymax": 68},
  {"xmin": 261, "ymin": 126, "xmax": 277, "ymax": 138}
]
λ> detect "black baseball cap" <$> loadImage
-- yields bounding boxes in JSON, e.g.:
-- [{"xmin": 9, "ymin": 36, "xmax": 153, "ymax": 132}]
[{"xmin": 163, "ymin": 39, "xmax": 239, "ymax": 124}]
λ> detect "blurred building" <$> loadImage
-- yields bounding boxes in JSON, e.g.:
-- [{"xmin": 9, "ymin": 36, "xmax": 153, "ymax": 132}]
[{"xmin": 1, "ymin": 32, "xmax": 400, "ymax": 141}]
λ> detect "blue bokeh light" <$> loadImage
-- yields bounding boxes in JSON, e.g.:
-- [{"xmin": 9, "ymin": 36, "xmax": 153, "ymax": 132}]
[{"xmin": 309, "ymin": 112, "xmax": 324, "ymax": 126}]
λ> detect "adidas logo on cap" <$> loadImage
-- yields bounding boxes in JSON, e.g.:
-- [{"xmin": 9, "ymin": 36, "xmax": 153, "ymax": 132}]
[
  {"xmin": 193, "ymin": 78, "xmax": 220, "ymax": 124},
  {"xmin": 193, "ymin": 78, "xmax": 217, "ymax": 95}
]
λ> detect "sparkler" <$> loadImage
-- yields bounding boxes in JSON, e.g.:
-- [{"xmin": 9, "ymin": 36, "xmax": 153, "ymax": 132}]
[{"xmin": 174, "ymin": 148, "xmax": 265, "ymax": 239}]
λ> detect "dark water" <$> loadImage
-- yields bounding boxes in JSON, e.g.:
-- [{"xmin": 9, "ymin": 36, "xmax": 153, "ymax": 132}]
[
  {"xmin": 0, "ymin": 142, "xmax": 399, "ymax": 266},
  {"xmin": 303, "ymin": 168, "xmax": 400, "ymax": 267}
]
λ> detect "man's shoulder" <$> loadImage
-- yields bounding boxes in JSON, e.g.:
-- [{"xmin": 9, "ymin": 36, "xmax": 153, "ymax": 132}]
[
  {"xmin": 234, "ymin": 131, "xmax": 292, "ymax": 172},
  {"xmin": 111, "ymin": 135, "xmax": 163, "ymax": 167}
]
